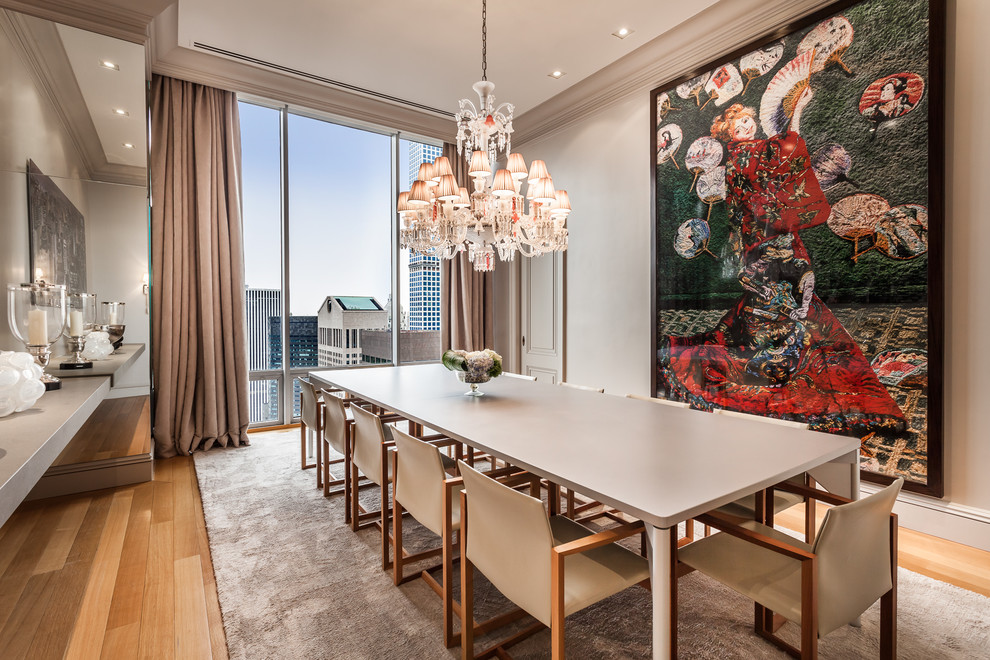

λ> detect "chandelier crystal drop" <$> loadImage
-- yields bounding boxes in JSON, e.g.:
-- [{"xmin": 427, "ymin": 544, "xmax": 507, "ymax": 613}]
[{"xmin": 398, "ymin": 0, "xmax": 570, "ymax": 272}]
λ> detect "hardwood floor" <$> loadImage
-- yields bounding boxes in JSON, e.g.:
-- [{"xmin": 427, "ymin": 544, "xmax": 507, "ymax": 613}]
[
  {"xmin": 52, "ymin": 397, "xmax": 151, "ymax": 467},
  {"xmin": 0, "ymin": 455, "xmax": 226, "ymax": 659},
  {"xmin": 0, "ymin": 429, "xmax": 987, "ymax": 658}
]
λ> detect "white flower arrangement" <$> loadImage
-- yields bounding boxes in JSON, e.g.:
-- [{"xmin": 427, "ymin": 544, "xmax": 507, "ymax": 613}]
[{"xmin": 441, "ymin": 348, "xmax": 503, "ymax": 384}]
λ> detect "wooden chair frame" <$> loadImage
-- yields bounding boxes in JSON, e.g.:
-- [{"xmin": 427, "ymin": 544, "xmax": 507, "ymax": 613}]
[
  {"xmin": 685, "ymin": 482, "xmax": 898, "ymax": 660},
  {"xmin": 460, "ymin": 490, "xmax": 650, "ymax": 660}
]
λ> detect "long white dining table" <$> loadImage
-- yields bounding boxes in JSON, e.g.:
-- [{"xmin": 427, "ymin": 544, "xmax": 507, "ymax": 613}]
[{"xmin": 309, "ymin": 364, "xmax": 862, "ymax": 659}]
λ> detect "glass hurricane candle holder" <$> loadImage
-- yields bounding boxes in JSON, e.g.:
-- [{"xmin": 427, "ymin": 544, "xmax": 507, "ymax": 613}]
[
  {"xmin": 7, "ymin": 282, "xmax": 67, "ymax": 390},
  {"xmin": 61, "ymin": 292, "xmax": 97, "ymax": 370},
  {"xmin": 99, "ymin": 301, "xmax": 126, "ymax": 352}
]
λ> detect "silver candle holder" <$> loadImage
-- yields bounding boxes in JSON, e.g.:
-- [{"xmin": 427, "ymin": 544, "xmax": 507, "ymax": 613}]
[
  {"xmin": 61, "ymin": 292, "xmax": 97, "ymax": 370},
  {"xmin": 99, "ymin": 301, "xmax": 126, "ymax": 352},
  {"xmin": 7, "ymin": 282, "xmax": 67, "ymax": 390}
]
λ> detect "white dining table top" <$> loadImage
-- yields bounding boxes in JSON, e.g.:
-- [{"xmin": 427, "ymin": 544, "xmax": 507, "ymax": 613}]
[{"xmin": 310, "ymin": 364, "xmax": 861, "ymax": 529}]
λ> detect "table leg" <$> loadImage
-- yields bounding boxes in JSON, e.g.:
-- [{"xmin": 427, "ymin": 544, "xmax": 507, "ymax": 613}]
[{"xmin": 645, "ymin": 523, "xmax": 676, "ymax": 660}]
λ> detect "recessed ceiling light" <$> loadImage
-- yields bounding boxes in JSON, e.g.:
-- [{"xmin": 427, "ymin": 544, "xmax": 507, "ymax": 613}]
[
  {"xmin": 548, "ymin": 70, "xmax": 566, "ymax": 79},
  {"xmin": 122, "ymin": 143, "xmax": 135, "ymax": 149},
  {"xmin": 100, "ymin": 60, "xmax": 119, "ymax": 71},
  {"xmin": 612, "ymin": 27, "xmax": 633, "ymax": 39},
  {"xmin": 113, "ymin": 108, "xmax": 129, "ymax": 117}
]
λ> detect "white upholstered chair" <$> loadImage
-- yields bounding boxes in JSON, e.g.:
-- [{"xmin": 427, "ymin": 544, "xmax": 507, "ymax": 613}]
[
  {"xmin": 299, "ymin": 378, "xmax": 323, "ymax": 488},
  {"xmin": 710, "ymin": 408, "xmax": 814, "ymax": 541},
  {"xmin": 390, "ymin": 429, "xmax": 464, "ymax": 646},
  {"xmin": 679, "ymin": 478, "xmax": 903, "ymax": 659},
  {"xmin": 349, "ymin": 403, "xmax": 397, "ymax": 567},
  {"xmin": 458, "ymin": 461, "xmax": 650, "ymax": 659}
]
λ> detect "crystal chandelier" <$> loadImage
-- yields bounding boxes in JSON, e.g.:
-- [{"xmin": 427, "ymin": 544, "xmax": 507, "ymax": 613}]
[{"xmin": 397, "ymin": 0, "xmax": 570, "ymax": 272}]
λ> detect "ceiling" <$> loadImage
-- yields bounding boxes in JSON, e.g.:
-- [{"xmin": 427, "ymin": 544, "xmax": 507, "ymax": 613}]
[
  {"xmin": 174, "ymin": 0, "xmax": 721, "ymax": 118},
  {"xmin": 57, "ymin": 23, "xmax": 146, "ymax": 169}
]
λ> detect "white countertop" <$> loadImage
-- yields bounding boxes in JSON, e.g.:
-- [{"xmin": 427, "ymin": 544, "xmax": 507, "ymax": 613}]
[{"xmin": 0, "ymin": 376, "xmax": 111, "ymax": 527}]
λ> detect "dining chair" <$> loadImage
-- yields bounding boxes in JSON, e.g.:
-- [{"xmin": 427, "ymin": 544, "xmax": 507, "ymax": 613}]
[
  {"xmin": 625, "ymin": 392, "xmax": 691, "ymax": 408},
  {"xmin": 679, "ymin": 478, "xmax": 903, "ymax": 659},
  {"xmin": 299, "ymin": 378, "xmax": 324, "ymax": 489},
  {"xmin": 349, "ymin": 403, "xmax": 398, "ymax": 567},
  {"xmin": 389, "ymin": 429, "xmax": 464, "ymax": 646},
  {"xmin": 710, "ymin": 408, "xmax": 814, "ymax": 542},
  {"xmin": 458, "ymin": 460, "xmax": 650, "ymax": 659}
]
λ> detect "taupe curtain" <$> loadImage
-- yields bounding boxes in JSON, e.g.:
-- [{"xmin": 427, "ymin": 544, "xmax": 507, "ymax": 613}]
[
  {"xmin": 440, "ymin": 142, "xmax": 494, "ymax": 352},
  {"xmin": 150, "ymin": 75, "xmax": 249, "ymax": 457}
]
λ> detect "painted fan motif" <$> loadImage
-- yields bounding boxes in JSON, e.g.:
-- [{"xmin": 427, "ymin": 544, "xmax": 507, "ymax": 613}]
[
  {"xmin": 674, "ymin": 218, "xmax": 715, "ymax": 259},
  {"xmin": 676, "ymin": 72, "xmax": 711, "ymax": 106},
  {"xmin": 871, "ymin": 348, "xmax": 927, "ymax": 387},
  {"xmin": 739, "ymin": 41, "xmax": 784, "ymax": 94},
  {"xmin": 811, "ymin": 144, "xmax": 856, "ymax": 190},
  {"xmin": 875, "ymin": 204, "xmax": 928, "ymax": 259},
  {"xmin": 797, "ymin": 16, "xmax": 854, "ymax": 74},
  {"xmin": 703, "ymin": 64, "xmax": 744, "ymax": 109},
  {"xmin": 696, "ymin": 166, "xmax": 726, "ymax": 221},
  {"xmin": 827, "ymin": 193, "xmax": 889, "ymax": 263},
  {"xmin": 760, "ymin": 49, "xmax": 815, "ymax": 138},
  {"xmin": 657, "ymin": 124, "xmax": 683, "ymax": 169},
  {"xmin": 859, "ymin": 73, "xmax": 925, "ymax": 135},
  {"xmin": 684, "ymin": 137, "xmax": 723, "ymax": 192},
  {"xmin": 656, "ymin": 92, "xmax": 678, "ymax": 123}
]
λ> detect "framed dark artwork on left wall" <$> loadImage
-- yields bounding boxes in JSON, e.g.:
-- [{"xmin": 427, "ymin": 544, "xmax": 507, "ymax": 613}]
[
  {"xmin": 650, "ymin": 0, "xmax": 944, "ymax": 496},
  {"xmin": 27, "ymin": 159, "xmax": 87, "ymax": 292}
]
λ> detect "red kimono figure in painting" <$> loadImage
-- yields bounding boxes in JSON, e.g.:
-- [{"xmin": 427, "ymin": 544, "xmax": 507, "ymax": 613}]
[{"xmin": 658, "ymin": 103, "xmax": 906, "ymax": 436}]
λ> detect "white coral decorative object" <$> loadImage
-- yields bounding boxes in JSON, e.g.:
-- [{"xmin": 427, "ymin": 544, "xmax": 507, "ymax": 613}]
[
  {"xmin": 0, "ymin": 351, "xmax": 46, "ymax": 417},
  {"xmin": 82, "ymin": 331, "xmax": 114, "ymax": 361}
]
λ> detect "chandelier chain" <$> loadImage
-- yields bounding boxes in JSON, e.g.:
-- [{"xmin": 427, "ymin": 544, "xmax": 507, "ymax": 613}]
[{"xmin": 481, "ymin": 0, "xmax": 487, "ymax": 82}]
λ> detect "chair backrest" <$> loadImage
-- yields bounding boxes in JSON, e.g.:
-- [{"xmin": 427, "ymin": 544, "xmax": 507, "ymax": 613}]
[
  {"xmin": 626, "ymin": 393, "xmax": 691, "ymax": 409},
  {"xmin": 713, "ymin": 408, "xmax": 809, "ymax": 430},
  {"xmin": 558, "ymin": 381, "xmax": 605, "ymax": 393},
  {"xmin": 392, "ymin": 428, "xmax": 448, "ymax": 536},
  {"xmin": 502, "ymin": 372, "xmax": 537, "ymax": 381},
  {"xmin": 458, "ymin": 460, "xmax": 555, "ymax": 626},
  {"xmin": 350, "ymin": 403, "xmax": 390, "ymax": 485},
  {"xmin": 812, "ymin": 478, "xmax": 903, "ymax": 636},
  {"xmin": 299, "ymin": 378, "xmax": 319, "ymax": 428},
  {"xmin": 321, "ymin": 389, "xmax": 348, "ymax": 455}
]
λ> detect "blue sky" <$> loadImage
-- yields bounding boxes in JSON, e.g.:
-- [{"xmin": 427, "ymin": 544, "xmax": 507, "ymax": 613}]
[{"xmin": 240, "ymin": 102, "xmax": 418, "ymax": 317}]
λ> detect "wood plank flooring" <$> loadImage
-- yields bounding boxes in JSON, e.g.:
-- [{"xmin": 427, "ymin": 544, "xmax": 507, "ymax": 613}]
[
  {"xmin": 0, "ymin": 455, "xmax": 226, "ymax": 659},
  {"xmin": 0, "ymin": 427, "xmax": 987, "ymax": 659}
]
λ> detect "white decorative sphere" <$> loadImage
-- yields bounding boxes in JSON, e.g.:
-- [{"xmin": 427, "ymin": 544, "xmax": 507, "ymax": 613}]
[
  {"xmin": 0, "ymin": 351, "xmax": 45, "ymax": 417},
  {"xmin": 83, "ymin": 331, "xmax": 114, "ymax": 360}
]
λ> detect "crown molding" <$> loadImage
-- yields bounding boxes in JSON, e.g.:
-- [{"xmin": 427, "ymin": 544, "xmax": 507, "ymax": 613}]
[
  {"xmin": 148, "ymin": 5, "xmax": 454, "ymax": 142},
  {"xmin": 2, "ymin": 10, "xmax": 146, "ymax": 186},
  {"xmin": 0, "ymin": 0, "xmax": 161, "ymax": 44},
  {"xmin": 513, "ymin": 0, "xmax": 829, "ymax": 146}
]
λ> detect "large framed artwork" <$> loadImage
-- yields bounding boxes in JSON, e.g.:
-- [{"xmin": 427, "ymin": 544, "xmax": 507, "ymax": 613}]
[
  {"xmin": 27, "ymin": 159, "xmax": 87, "ymax": 294},
  {"xmin": 650, "ymin": 0, "xmax": 944, "ymax": 496}
]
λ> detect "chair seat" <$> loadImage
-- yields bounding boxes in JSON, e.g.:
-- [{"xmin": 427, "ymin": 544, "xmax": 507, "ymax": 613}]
[
  {"xmin": 715, "ymin": 490, "xmax": 805, "ymax": 520},
  {"xmin": 548, "ymin": 516, "xmax": 650, "ymax": 617},
  {"xmin": 679, "ymin": 520, "xmax": 808, "ymax": 625}
]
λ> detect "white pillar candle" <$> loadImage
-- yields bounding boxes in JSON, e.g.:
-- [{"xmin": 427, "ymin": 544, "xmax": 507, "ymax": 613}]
[
  {"xmin": 108, "ymin": 308, "xmax": 118, "ymax": 325},
  {"xmin": 28, "ymin": 309, "xmax": 47, "ymax": 345},
  {"xmin": 69, "ymin": 310, "xmax": 84, "ymax": 336}
]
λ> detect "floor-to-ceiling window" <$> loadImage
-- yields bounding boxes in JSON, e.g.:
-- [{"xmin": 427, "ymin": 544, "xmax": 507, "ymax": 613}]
[{"xmin": 240, "ymin": 100, "xmax": 443, "ymax": 427}]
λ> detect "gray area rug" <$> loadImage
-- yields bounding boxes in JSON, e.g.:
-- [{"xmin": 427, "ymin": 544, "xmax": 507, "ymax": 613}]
[{"xmin": 194, "ymin": 430, "xmax": 990, "ymax": 659}]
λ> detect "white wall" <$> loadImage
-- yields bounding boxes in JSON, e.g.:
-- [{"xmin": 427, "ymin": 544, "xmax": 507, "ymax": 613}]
[
  {"xmin": 84, "ymin": 179, "xmax": 150, "ymax": 394},
  {"xmin": 516, "ymin": 0, "xmax": 990, "ymax": 527}
]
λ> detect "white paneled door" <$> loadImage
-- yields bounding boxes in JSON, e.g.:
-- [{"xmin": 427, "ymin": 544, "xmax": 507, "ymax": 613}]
[{"xmin": 520, "ymin": 252, "xmax": 565, "ymax": 382}]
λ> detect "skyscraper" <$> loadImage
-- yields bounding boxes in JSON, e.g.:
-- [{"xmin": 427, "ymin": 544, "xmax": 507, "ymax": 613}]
[
  {"xmin": 269, "ymin": 315, "xmax": 319, "ymax": 419},
  {"xmin": 245, "ymin": 287, "xmax": 282, "ymax": 423},
  {"xmin": 407, "ymin": 143, "xmax": 442, "ymax": 331}
]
